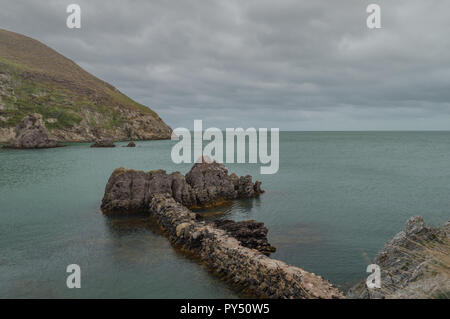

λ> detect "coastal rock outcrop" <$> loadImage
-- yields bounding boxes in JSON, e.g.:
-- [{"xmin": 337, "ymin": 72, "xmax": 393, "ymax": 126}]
[
  {"xmin": 2, "ymin": 113, "xmax": 60, "ymax": 149},
  {"xmin": 101, "ymin": 162, "xmax": 264, "ymax": 213},
  {"xmin": 90, "ymin": 138, "xmax": 115, "ymax": 148},
  {"xmin": 126, "ymin": 141, "xmax": 136, "ymax": 147},
  {"xmin": 347, "ymin": 216, "xmax": 450, "ymax": 299},
  {"xmin": 148, "ymin": 193, "xmax": 343, "ymax": 299}
]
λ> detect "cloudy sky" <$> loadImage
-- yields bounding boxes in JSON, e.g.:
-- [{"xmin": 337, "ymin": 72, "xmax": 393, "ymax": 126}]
[{"xmin": 1, "ymin": 0, "xmax": 449, "ymax": 130}]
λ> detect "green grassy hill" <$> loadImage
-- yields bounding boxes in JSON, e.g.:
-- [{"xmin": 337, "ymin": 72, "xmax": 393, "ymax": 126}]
[{"xmin": 0, "ymin": 29, "xmax": 171, "ymax": 142}]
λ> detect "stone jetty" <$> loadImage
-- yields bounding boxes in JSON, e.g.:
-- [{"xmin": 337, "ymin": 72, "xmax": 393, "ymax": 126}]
[{"xmin": 101, "ymin": 162, "xmax": 343, "ymax": 299}]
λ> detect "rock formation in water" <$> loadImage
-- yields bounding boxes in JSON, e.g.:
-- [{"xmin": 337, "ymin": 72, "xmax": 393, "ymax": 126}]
[
  {"xmin": 126, "ymin": 141, "xmax": 136, "ymax": 147},
  {"xmin": 347, "ymin": 216, "xmax": 450, "ymax": 299},
  {"xmin": 90, "ymin": 138, "xmax": 116, "ymax": 148},
  {"xmin": 101, "ymin": 162, "xmax": 263, "ymax": 213},
  {"xmin": 213, "ymin": 219, "xmax": 276, "ymax": 255},
  {"xmin": 2, "ymin": 113, "xmax": 61, "ymax": 149},
  {"xmin": 101, "ymin": 162, "xmax": 343, "ymax": 298}
]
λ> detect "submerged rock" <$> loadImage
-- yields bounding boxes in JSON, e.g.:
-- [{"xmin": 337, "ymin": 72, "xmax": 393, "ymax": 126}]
[
  {"xmin": 101, "ymin": 162, "xmax": 264, "ymax": 213},
  {"xmin": 2, "ymin": 113, "xmax": 60, "ymax": 149},
  {"xmin": 90, "ymin": 138, "xmax": 115, "ymax": 148},
  {"xmin": 347, "ymin": 216, "xmax": 450, "ymax": 299}
]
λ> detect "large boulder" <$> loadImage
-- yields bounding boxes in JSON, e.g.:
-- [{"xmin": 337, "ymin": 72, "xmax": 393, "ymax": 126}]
[
  {"xmin": 2, "ymin": 113, "xmax": 60, "ymax": 149},
  {"xmin": 101, "ymin": 162, "xmax": 264, "ymax": 214},
  {"xmin": 90, "ymin": 138, "xmax": 115, "ymax": 148}
]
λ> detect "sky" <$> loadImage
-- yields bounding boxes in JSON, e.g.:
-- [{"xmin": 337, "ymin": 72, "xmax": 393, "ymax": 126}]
[{"xmin": 1, "ymin": 0, "xmax": 450, "ymax": 130}]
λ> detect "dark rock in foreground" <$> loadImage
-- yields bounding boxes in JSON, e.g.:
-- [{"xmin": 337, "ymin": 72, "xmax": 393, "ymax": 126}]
[
  {"xmin": 2, "ymin": 113, "xmax": 61, "ymax": 149},
  {"xmin": 347, "ymin": 216, "xmax": 450, "ymax": 299},
  {"xmin": 101, "ymin": 162, "xmax": 263, "ymax": 213},
  {"xmin": 90, "ymin": 138, "xmax": 115, "ymax": 148},
  {"xmin": 126, "ymin": 141, "xmax": 136, "ymax": 147},
  {"xmin": 213, "ymin": 219, "xmax": 276, "ymax": 255}
]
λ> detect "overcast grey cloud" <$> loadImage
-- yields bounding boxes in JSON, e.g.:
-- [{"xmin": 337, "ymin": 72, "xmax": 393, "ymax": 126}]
[{"xmin": 1, "ymin": 0, "xmax": 449, "ymax": 130}]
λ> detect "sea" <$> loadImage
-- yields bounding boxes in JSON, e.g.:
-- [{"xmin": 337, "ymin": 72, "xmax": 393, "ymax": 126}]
[{"xmin": 1, "ymin": 131, "xmax": 449, "ymax": 298}]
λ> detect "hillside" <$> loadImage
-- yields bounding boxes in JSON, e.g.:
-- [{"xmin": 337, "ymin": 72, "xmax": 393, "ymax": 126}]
[{"xmin": 0, "ymin": 29, "xmax": 172, "ymax": 142}]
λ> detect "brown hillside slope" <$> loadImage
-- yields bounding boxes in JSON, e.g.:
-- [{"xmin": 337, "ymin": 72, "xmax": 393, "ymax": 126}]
[{"xmin": 0, "ymin": 29, "xmax": 172, "ymax": 142}]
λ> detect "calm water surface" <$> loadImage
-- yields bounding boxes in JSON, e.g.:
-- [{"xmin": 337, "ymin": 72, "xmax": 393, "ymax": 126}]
[{"xmin": 1, "ymin": 132, "xmax": 449, "ymax": 298}]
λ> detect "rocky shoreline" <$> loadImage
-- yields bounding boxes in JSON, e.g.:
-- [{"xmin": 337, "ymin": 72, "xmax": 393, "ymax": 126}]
[
  {"xmin": 347, "ymin": 216, "xmax": 449, "ymax": 299},
  {"xmin": 0, "ymin": 114, "xmax": 149, "ymax": 149},
  {"xmin": 101, "ymin": 162, "xmax": 343, "ymax": 299}
]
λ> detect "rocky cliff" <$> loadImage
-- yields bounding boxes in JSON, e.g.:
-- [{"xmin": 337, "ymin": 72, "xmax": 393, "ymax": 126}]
[
  {"xmin": 0, "ymin": 29, "xmax": 171, "ymax": 143},
  {"xmin": 347, "ymin": 216, "xmax": 450, "ymax": 299}
]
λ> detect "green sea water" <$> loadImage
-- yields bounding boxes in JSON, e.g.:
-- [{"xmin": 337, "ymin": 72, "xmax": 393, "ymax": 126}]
[{"xmin": 1, "ymin": 132, "xmax": 449, "ymax": 298}]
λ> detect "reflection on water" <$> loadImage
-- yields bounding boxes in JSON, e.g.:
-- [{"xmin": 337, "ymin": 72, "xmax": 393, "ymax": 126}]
[
  {"xmin": 106, "ymin": 214, "xmax": 163, "ymax": 234},
  {"xmin": 194, "ymin": 197, "xmax": 259, "ymax": 220},
  {"xmin": 269, "ymin": 223, "xmax": 324, "ymax": 248},
  {"xmin": 103, "ymin": 215, "xmax": 180, "ymax": 267}
]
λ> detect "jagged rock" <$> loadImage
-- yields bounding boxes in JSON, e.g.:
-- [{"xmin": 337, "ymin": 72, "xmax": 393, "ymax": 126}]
[
  {"xmin": 186, "ymin": 162, "xmax": 238, "ymax": 206},
  {"xmin": 90, "ymin": 138, "xmax": 115, "ymax": 148},
  {"xmin": 405, "ymin": 216, "xmax": 426, "ymax": 236},
  {"xmin": 2, "ymin": 113, "xmax": 60, "ymax": 149},
  {"xmin": 126, "ymin": 141, "xmax": 136, "ymax": 147},
  {"xmin": 347, "ymin": 216, "xmax": 450, "ymax": 299},
  {"xmin": 212, "ymin": 219, "xmax": 276, "ymax": 255},
  {"xmin": 101, "ymin": 162, "xmax": 264, "ymax": 213}
]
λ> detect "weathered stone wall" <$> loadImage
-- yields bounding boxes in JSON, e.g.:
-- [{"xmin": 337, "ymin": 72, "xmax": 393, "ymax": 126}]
[{"xmin": 149, "ymin": 193, "xmax": 344, "ymax": 299}]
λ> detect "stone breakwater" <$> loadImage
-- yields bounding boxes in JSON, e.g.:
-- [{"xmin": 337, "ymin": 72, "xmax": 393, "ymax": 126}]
[
  {"xmin": 101, "ymin": 162, "xmax": 343, "ymax": 298},
  {"xmin": 149, "ymin": 193, "xmax": 343, "ymax": 299},
  {"xmin": 213, "ymin": 219, "xmax": 276, "ymax": 255}
]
